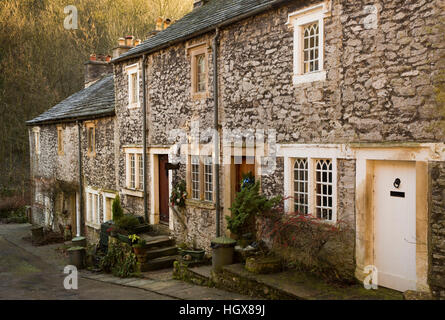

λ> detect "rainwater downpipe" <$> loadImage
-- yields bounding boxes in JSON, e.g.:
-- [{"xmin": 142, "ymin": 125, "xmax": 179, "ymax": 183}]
[
  {"xmin": 142, "ymin": 54, "xmax": 149, "ymax": 223},
  {"xmin": 77, "ymin": 120, "xmax": 83, "ymax": 236},
  {"xmin": 213, "ymin": 28, "xmax": 221, "ymax": 237}
]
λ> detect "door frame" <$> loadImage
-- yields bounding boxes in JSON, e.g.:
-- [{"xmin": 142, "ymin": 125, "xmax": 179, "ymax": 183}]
[
  {"xmin": 353, "ymin": 146, "xmax": 430, "ymax": 292},
  {"xmin": 149, "ymin": 147, "xmax": 173, "ymax": 230}
]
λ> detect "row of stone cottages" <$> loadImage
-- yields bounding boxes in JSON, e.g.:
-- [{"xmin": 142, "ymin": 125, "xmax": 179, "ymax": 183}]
[{"xmin": 26, "ymin": 0, "xmax": 445, "ymax": 297}]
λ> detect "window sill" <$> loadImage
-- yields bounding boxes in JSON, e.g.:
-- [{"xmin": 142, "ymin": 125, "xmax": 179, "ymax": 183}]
[
  {"xmin": 293, "ymin": 70, "xmax": 326, "ymax": 85},
  {"xmin": 86, "ymin": 221, "xmax": 101, "ymax": 230},
  {"xmin": 191, "ymin": 92, "xmax": 210, "ymax": 100},
  {"xmin": 122, "ymin": 188, "xmax": 143, "ymax": 198},
  {"xmin": 128, "ymin": 103, "xmax": 140, "ymax": 110},
  {"xmin": 186, "ymin": 198, "xmax": 215, "ymax": 210}
]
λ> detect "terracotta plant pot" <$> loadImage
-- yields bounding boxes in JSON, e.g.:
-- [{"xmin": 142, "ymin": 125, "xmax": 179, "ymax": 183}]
[{"xmin": 133, "ymin": 246, "xmax": 147, "ymax": 256}]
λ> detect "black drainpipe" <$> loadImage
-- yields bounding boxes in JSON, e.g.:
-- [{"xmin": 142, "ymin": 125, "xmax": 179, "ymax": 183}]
[
  {"xmin": 77, "ymin": 120, "xmax": 83, "ymax": 236},
  {"xmin": 142, "ymin": 54, "xmax": 149, "ymax": 223},
  {"xmin": 213, "ymin": 28, "xmax": 221, "ymax": 237}
]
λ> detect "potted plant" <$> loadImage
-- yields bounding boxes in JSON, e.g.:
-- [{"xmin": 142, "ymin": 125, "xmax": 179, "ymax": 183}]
[{"xmin": 129, "ymin": 234, "xmax": 147, "ymax": 255}]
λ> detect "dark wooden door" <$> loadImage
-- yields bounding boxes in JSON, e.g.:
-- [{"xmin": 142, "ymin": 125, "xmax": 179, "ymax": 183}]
[{"xmin": 159, "ymin": 154, "xmax": 169, "ymax": 223}]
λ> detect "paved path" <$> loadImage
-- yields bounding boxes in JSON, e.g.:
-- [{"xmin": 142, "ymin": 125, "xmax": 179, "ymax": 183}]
[{"xmin": 0, "ymin": 224, "xmax": 249, "ymax": 300}]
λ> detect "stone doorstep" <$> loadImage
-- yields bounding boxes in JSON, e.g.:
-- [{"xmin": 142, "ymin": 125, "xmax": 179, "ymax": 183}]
[
  {"xmin": 188, "ymin": 265, "xmax": 212, "ymax": 279},
  {"xmin": 188, "ymin": 263, "xmax": 404, "ymax": 300}
]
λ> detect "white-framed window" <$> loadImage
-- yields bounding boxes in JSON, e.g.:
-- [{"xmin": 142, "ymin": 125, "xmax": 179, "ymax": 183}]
[
  {"xmin": 290, "ymin": 157, "xmax": 337, "ymax": 222},
  {"xmin": 32, "ymin": 127, "xmax": 40, "ymax": 155},
  {"xmin": 103, "ymin": 192, "xmax": 117, "ymax": 223},
  {"xmin": 315, "ymin": 159, "xmax": 333, "ymax": 220},
  {"xmin": 126, "ymin": 64, "xmax": 140, "ymax": 108},
  {"xmin": 293, "ymin": 158, "xmax": 309, "ymax": 214},
  {"xmin": 130, "ymin": 153, "xmax": 136, "ymax": 189},
  {"xmin": 204, "ymin": 156, "xmax": 213, "ymax": 201},
  {"xmin": 125, "ymin": 147, "xmax": 144, "ymax": 191},
  {"xmin": 287, "ymin": 1, "xmax": 331, "ymax": 85},
  {"xmin": 138, "ymin": 154, "xmax": 144, "ymax": 190},
  {"xmin": 86, "ymin": 188, "xmax": 101, "ymax": 227},
  {"xmin": 191, "ymin": 156, "xmax": 200, "ymax": 200},
  {"xmin": 188, "ymin": 154, "xmax": 214, "ymax": 203}
]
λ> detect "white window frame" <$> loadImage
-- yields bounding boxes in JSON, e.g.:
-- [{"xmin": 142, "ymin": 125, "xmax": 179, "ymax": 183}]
[
  {"xmin": 126, "ymin": 63, "xmax": 140, "ymax": 109},
  {"xmin": 85, "ymin": 187, "xmax": 100, "ymax": 229},
  {"xmin": 103, "ymin": 192, "xmax": 116, "ymax": 223},
  {"xmin": 287, "ymin": 1, "xmax": 331, "ymax": 85},
  {"xmin": 204, "ymin": 156, "xmax": 213, "ymax": 202},
  {"xmin": 287, "ymin": 155, "xmax": 337, "ymax": 223},
  {"xmin": 191, "ymin": 155, "xmax": 200, "ymax": 200},
  {"xmin": 33, "ymin": 127, "xmax": 40, "ymax": 155},
  {"xmin": 124, "ymin": 147, "xmax": 144, "ymax": 192}
]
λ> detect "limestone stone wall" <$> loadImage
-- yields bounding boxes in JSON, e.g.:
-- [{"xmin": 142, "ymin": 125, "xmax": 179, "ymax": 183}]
[
  {"xmin": 429, "ymin": 161, "xmax": 445, "ymax": 299},
  {"xmin": 219, "ymin": 0, "xmax": 444, "ymax": 143},
  {"xmin": 113, "ymin": 59, "xmax": 146, "ymax": 215},
  {"xmin": 29, "ymin": 123, "xmax": 79, "ymax": 228},
  {"xmin": 81, "ymin": 116, "xmax": 116, "ymax": 191}
]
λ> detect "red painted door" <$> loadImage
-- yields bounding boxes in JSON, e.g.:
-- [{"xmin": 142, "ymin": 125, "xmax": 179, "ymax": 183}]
[{"xmin": 159, "ymin": 155, "xmax": 169, "ymax": 223}]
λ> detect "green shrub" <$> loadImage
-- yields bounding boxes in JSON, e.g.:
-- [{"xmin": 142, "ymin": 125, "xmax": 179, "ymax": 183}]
[
  {"xmin": 112, "ymin": 195, "xmax": 123, "ymax": 221},
  {"xmin": 226, "ymin": 181, "xmax": 281, "ymax": 236},
  {"xmin": 115, "ymin": 214, "xmax": 140, "ymax": 232},
  {"xmin": 100, "ymin": 241, "xmax": 137, "ymax": 278}
]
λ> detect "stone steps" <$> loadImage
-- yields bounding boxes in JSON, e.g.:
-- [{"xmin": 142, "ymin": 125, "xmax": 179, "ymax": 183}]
[
  {"xmin": 141, "ymin": 235, "xmax": 175, "ymax": 249},
  {"xmin": 137, "ymin": 234, "xmax": 178, "ymax": 272},
  {"xmin": 138, "ymin": 255, "xmax": 179, "ymax": 272},
  {"xmin": 146, "ymin": 246, "xmax": 178, "ymax": 260}
]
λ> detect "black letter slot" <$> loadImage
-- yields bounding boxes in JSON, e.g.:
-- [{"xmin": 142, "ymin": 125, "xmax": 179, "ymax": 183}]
[{"xmin": 390, "ymin": 191, "xmax": 405, "ymax": 198}]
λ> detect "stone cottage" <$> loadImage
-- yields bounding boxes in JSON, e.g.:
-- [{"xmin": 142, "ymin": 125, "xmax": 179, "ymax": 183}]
[{"xmin": 28, "ymin": 0, "xmax": 445, "ymax": 298}]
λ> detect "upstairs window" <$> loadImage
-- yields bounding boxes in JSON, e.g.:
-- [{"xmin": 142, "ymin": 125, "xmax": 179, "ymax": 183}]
[
  {"xmin": 57, "ymin": 125, "xmax": 64, "ymax": 155},
  {"xmin": 303, "ymin": 23, "xmax": 320, "ymax": 73},
  {"xmin": 196, "ymin": 54, "xmax": 206, "ymax": 93},
  {"xmin": 287, "ymin": 1, "xmax": 331, "ymax": 85},
  {"xmin": 86, "ymin": 122, "xmax": 96, "ymax": 157},
  {"xmin": 33, "ymin": 127, "xmax": 40, "ymax": 155},
  {"xmin": 188, "ymin": 43, "xmax": 208, "ymax": 98},
  {"xmin": 126, "ymin": 64, "xmax": 140, "ymax": 108}
]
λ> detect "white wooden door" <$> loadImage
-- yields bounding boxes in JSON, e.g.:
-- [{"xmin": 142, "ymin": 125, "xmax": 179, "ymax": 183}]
[{"xmin": 373, "ymin": 161, "xmax": 416, "ymax": 292}]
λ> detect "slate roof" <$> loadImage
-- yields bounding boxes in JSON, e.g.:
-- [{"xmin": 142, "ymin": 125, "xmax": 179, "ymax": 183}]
[
  {"xmin": 113, "ymin": 0, "xmax": 289, "ymax": 62},
  {"xmin": 27, "ymin": 75, "xmax": 115, "ymax": 125}
]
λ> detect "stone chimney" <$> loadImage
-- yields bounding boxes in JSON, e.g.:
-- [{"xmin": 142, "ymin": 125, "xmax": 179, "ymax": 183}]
[
  {"xmin": 163, "ymin": 18, "xmax": 171, "ymax": 29},
  {"xmin": 156, "ymin": 17, "xmax": 164, "ymax": 31},
  {"xmin": 84, "ymin": 54, "xmax": 113, "ymax": 88},
  {"xmin": 112, "ymin": 35, "xmax": 136, "ymax": 59}
]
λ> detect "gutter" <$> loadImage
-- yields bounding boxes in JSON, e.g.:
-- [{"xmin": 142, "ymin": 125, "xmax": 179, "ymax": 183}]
[
  {"xmin": 25, "ymin": 111, "xmax": 115, "ymax": 127},
  {"xmin": 112, "ymin": 0, "xmax": 292, "ymax": 64},
  {"xmin": 213, "ymin": 28, "xmax": 221, "ymax": 238},
  {"xmin": 142, "ymin": 54, "xmax": 149, "ymax": 223}
]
